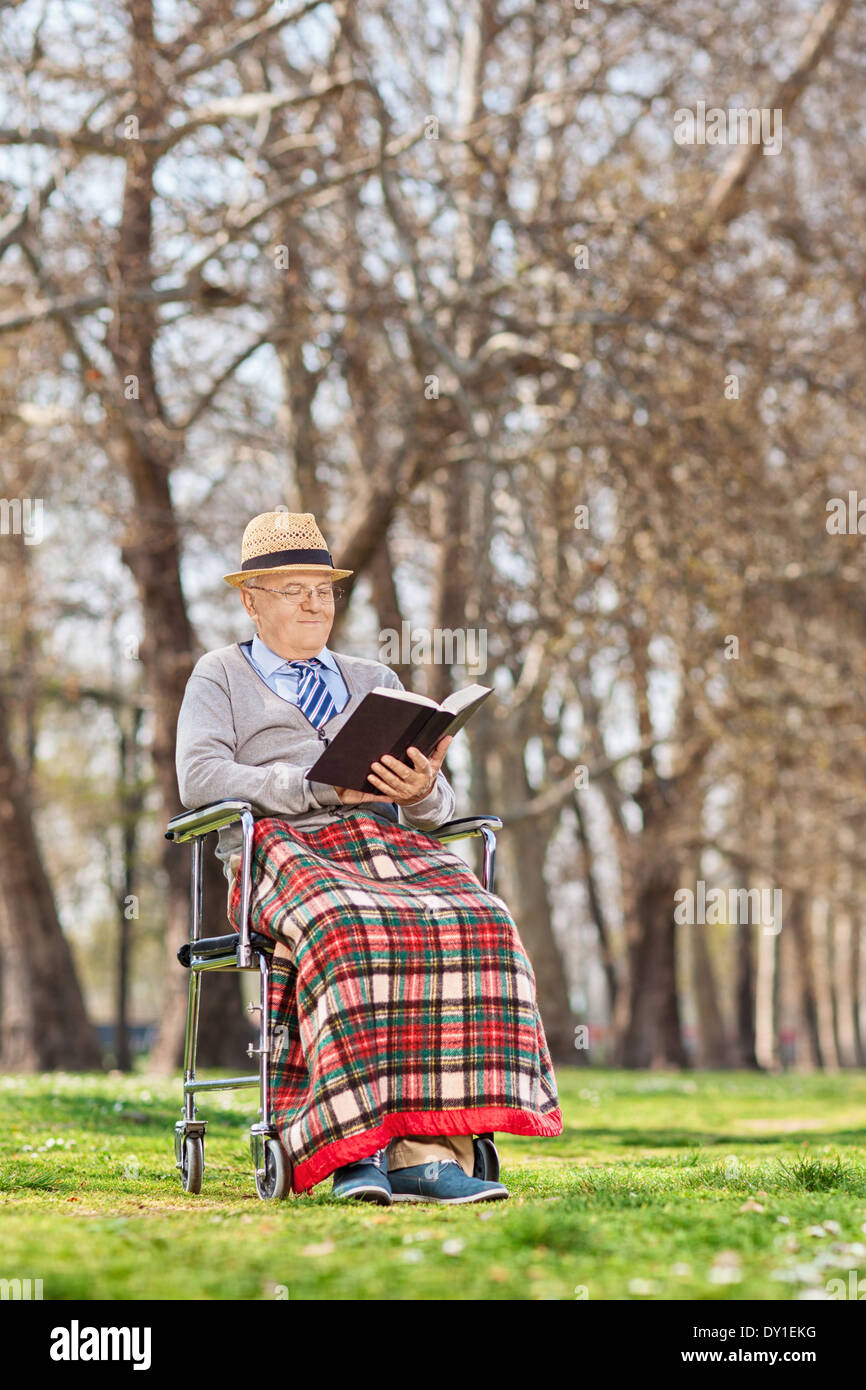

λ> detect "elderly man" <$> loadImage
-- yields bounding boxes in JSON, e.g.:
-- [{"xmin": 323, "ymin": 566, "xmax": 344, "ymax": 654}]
[{"xmin": 175, "ymin": 511, "xmax": 562, "ymax": 1204}]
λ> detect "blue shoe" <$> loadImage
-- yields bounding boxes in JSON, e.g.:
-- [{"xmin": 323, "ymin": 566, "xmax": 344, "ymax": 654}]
[
  {"xmin": 388, "ymin": 1158, "xmax": 509, "ymax": 1205},
  {"xmin": 332, "ymin": 1147, "xmax": 392, "ymax": 1205}
]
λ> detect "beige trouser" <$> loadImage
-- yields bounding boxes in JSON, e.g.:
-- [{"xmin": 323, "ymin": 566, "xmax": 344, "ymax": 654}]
[{"xmin": 228, "ymin": 853, "xmax": 477, "ymax": 1178}]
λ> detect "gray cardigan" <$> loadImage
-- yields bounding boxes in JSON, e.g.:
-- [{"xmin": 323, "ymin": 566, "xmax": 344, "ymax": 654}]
[{"xmin": 175, "ymin": 642, "xmax": 457, "ymax": 863}]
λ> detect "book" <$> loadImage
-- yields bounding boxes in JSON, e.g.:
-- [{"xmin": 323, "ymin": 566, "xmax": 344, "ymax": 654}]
[{"xmin": 305, "ymin": 683, "xmax": 494, "ymax": 794}]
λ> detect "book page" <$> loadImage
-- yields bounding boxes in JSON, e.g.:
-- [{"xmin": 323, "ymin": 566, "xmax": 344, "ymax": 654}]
[
  {"xmin": 372, "ymin": 685, "xmax": 439, "ymax": 708},
  {"xmin": 439, "ymin": 683, "xmax": 493, "ymax": 715}
]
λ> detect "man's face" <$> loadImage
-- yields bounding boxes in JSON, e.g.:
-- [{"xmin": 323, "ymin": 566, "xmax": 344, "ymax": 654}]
[{"xmin": 239, "ymin": 569, "xmax": 337, "ymax": 659}]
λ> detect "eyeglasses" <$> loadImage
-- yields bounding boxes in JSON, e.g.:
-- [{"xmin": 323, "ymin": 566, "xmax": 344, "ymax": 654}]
[{"xmin": 245, "ymin": 583, "xmax": 344, "ymax": 605}]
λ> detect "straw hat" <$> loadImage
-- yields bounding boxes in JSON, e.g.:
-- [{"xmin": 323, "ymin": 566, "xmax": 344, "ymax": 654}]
[{"xmin": 223, "ymin": 511, "xmax": 354, "ymax": 588}]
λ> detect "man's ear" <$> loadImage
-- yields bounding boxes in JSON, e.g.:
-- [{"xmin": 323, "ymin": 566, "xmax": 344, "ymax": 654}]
[{"xmin": 239, "ymin": 586, "xmax": 257, "ymax": 620}]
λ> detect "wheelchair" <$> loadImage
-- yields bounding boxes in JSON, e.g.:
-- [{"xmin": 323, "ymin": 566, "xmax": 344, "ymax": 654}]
[{"xmin": 165, "ymin": 798, "xmax": 504, "ymax": 1200}]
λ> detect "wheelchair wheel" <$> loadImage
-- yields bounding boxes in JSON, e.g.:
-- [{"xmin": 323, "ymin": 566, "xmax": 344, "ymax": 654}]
[
  {"xmin": 473, "ymin": 1135, "xmax": 500, "ymax": 1182},
  {"xmin": 181, "ymin": 1135, "xmax": 204, "ymax": 1194},
  {"xmin": 255, "ymin": 1137, "xmax": 291, "ymax": 1201}
]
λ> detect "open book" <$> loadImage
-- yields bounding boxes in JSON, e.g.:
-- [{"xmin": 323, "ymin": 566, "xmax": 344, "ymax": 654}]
[{"xmin": 305, "ymin": 684, "xmax": 493, "ymax": 794}]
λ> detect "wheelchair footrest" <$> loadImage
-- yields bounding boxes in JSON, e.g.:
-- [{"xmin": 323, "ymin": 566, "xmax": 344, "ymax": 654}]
[{"xmin": 177, "ymin": 931, "xmax": 274, "ymax": 967}]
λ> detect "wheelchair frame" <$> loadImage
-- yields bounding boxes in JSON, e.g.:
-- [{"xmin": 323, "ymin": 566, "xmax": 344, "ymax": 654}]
[{"xmin": 165, "ymin": 799, "xmax": 504, "ymax": 1199}]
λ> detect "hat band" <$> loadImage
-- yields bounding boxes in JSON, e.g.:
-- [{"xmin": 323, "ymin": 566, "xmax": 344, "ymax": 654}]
[{"xmin": 241, "ymin": 546, "xmax": 334, "ymax": 571}]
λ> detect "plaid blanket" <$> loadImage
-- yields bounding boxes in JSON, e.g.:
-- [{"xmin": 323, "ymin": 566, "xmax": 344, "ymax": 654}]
[{"xmin": 227, "ymin": 809, "xmax": 563, "ymax": 1193}]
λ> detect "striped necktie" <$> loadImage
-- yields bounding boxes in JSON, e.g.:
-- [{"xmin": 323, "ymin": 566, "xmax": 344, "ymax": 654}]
[{"xmin": 287, "ymin": 658, "xmax": 336, "ymax": 729}]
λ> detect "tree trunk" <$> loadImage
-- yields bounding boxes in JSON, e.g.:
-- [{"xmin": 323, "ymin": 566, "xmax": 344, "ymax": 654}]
[
  {"xmin": 113, "ymin": 707, "xmax": 143, "ymax": 1071},
  {"xmin": 731, "ymin": 919, "xmax": 759, "ymax": 1068},
  {"xmin": 851, "ymin": 886, "xmax": 865, "ymax": 1067},
  {"xmin": 788, "ymin": 890, "xmax": 823, "ymax": 1070},
  {"xmin": 114, "ymin": 0, "xmax": 249, "ymax": 1071},
  {"xmin": 368, "ymin": 534, "xmax": 414, "ymax": 688},
  {"xmin": 428, "ymin": 465, "xmax": 472, "ymax": 705},
  {"xmin": 0, "ymin": 689, "xmax": 103, "ymax": 1069},
  {"xmin": 621, "ymin": 864, "xmax": 688, "ymax": 1068},
  {"xmin": 690, "ymin": 916, "xmax": 729, "ymax": 1068},
  {"xmin": 810, "ymin": 896, "xmax": 839, "ymax": 1071},
  {"xmin": 755, "ymin": 927, "xmax": 780, "ymax": 1071},
  {"xmin": 573, "ymin": 793, "xmax": 619, "ymax": 1022},
  {"xmin": 492, "ymin": 744, "xmax": 575, "ymax": 1065},
  {"xmin": 616, "ymin": 625, "xmax": 689, "ymax": 1068},
  {"xmin": 831, "ymin": 904, "xmax": 856, "ymax": 1066}
]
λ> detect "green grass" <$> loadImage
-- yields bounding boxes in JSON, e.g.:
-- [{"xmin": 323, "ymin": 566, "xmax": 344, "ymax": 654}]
[{"xmin": 1, "ymin": 1067, "xmax": 866, "ymax": 1300}]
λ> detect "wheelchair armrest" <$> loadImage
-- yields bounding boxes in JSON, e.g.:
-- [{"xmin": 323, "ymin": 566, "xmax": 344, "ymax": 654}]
[
  {"xmin": 166, "ymin": 799, "xmax": 257, "ymax": 966},
  {"xmin": 165, "ymin": 799, "xmax": 254, "ymax": 843},
  {"xmin": 424, "ymin": 815, "xmax": 502, "ymax": 843}
]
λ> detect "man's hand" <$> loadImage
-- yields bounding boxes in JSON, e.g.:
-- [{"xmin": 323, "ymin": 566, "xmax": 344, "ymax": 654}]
[
  {"xmin": 336, "ymin": 735, "xmax": 453, "ymax": 807},
  {"xmin": 333, "ymin": 785, "xmax": 395, "ymax": 806}
]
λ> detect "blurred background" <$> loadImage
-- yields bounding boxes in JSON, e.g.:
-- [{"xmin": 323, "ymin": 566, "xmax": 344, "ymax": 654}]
[{"xmin": 0, "ymin": 0, "xmax": 863, "ymax": 1078}]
